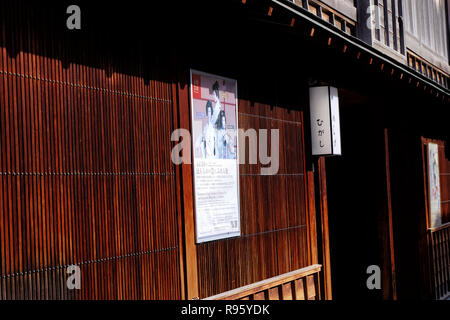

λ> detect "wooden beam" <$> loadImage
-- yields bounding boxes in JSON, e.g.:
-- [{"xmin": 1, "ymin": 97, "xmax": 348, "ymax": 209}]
[
  {"xmin": 308, "ymin": 171, "xmax": 318, "ymax": 265},
  {"xmin": 301, "ymin": 111, "xmax": 318, "ymax": 267},
  {"xmin": 176, "ymin": 64, "xmax": 199, "ymax": 300},
  {"xmin": 384, "ymin": 129, "xmax": 397, "ymax": 300},
  {"xmin": 317, "ymin": 157, "xmax": 332, "ymax": 300},
  {"xmin": 172, "ymin": 55, "xmax": 186, "ymax": 300}
]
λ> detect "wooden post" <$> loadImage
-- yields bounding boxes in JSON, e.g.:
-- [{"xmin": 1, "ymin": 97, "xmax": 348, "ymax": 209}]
[
  {"xmin": 175, "ymin": 59, "xmax": 199, "ymax": 300},
  {"xmin": 171, "ymin": 51, "xmax": 186, "ymax": 300},
  {"xmin": 383, "ymin": 129, "xmax": 397, "ymax": 300},
  {"xmin": 307, "ymin": 170, "xmax": 318, "ymax": 266},
  {"xmin": 316, "ymin": 157, "xmax": 332, "ymax": 300}
]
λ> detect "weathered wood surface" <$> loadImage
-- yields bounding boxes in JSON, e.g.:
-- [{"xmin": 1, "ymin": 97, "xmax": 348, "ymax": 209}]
[
  {"xmin": 0, "ymin": 0, "xmax": 181, "ymax": 300},
  {"xmin": 205, "ymin": 264, "xmax": 322, "ymax": 300}
]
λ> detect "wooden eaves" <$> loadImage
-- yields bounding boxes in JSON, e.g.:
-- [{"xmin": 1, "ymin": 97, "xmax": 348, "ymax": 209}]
[{"xmin": 270, "ymin": 0, "xmax": 450, "ymax": 100}]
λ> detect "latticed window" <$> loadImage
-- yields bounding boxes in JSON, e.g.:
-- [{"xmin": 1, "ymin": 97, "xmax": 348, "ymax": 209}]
[
  {"xmin": 294, "ymin": 0, "xmax": 357, "ymax": 36},
  {"xmin": 403, "ymin": 0, "xmax": 448, "ymax": 60},
  {"xmin": 372, "ymin": 0, "xmax": 405, "ymax": 54}
]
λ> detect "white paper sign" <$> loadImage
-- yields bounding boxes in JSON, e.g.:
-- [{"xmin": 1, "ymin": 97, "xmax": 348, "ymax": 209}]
[
  {"xmin": 190, "ymin": 70, "xmax": 241, "ymax": 243},
  {"xmin": 309, "ymin": 86, "xmax": 342, "ymax": 156},
  {"xmin": 428, "ymin": 143, "xmax": 442, "ymax": 228}
]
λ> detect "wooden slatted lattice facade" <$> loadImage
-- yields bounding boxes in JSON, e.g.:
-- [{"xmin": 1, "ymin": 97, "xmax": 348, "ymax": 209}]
[
  {"xmin": 0, "ymin": 0, "xmax": 320, "ymax": 300},
  {"xmin": 197, "ymin": 98, "xmax": 312, "ymax": 299},
  {"xmin": 0, "ymin": 0, "xmax": 448, "ymax": 301},
  {"xmin": 0, "ymin": 1, "xmax": 182, "ymax": 300}
]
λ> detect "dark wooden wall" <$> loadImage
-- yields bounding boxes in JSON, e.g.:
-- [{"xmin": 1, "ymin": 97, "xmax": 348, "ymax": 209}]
[
  {"xmin": 6, "ymin": 0, "xmax": 447, "ymax": 301},
  {"xmin": 0, "ymin": 0, "xmax": 319, "ymax": 300},
  {"xmin": 0, "ymin": 1, "xmax": 182, "ymax": 299}
]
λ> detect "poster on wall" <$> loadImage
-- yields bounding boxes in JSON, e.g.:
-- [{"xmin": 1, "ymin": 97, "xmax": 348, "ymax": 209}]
[
  {"xmin": 428, "ymin": 143, "xmax": 442, "ymax": 228},
  {"xmin": 190, "ymin": 70, "xmax": 241, "ymax": 243}
]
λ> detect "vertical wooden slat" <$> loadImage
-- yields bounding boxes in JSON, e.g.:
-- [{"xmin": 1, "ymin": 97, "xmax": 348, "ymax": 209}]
[
  {"xmin": 306, "ymin": 275, "xmax": 316, "ymax": 300},
  {"xmin": 0, "ymin": 1, "xmax": 181, "ymax": 300},
  {"xmin": 294, "ymin": 278, "xmax": 305, "ymax": 300},
  {"xmin": 281, "ymin": 282, "xmax": 293, "ymax": 300},
  {"xmin": 176, "ymin": 62, "xmax": 199, "ymax": 300},
  {"xmin": 317, "ymin": 157, "xmax": 332, "ymax": 300},
  {"xmin": 384, "ymin": 129, "xmax": 397, "ymax": 299},
  {"xmin": 268, "ymin": 287, "xmax": 280, "ymax": 300},
  {"xmin": 253, "ymin": 291, "xmax": 266, "ymax": 300},
  {"xmin": 313, "ymin": 272, "xmax": 321, "ymax": 300},
  {"xmin": 0, "ymin": 1, "xmax": 8, "ymax": 300}
]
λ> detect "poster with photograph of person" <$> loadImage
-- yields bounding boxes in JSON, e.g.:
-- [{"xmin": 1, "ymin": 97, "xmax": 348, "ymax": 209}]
[
  {"xmin": 428, "ymin": 143, "xmax": 442, "ymax": 228},
  {"xmin": 190, "ymin": 70, "xmax": 241, "ymax": 243}
]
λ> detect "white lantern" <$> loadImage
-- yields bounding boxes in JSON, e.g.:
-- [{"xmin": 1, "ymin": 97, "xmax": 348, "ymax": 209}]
[{"xmin": 309, "ymin": 86, "xmax": 342, "ymax": 156}]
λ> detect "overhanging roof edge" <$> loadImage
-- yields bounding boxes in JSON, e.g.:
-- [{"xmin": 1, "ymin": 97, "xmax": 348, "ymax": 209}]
[{"xmin": 271, "ymin": 0, "xmax": 450, "ymax": 98}]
